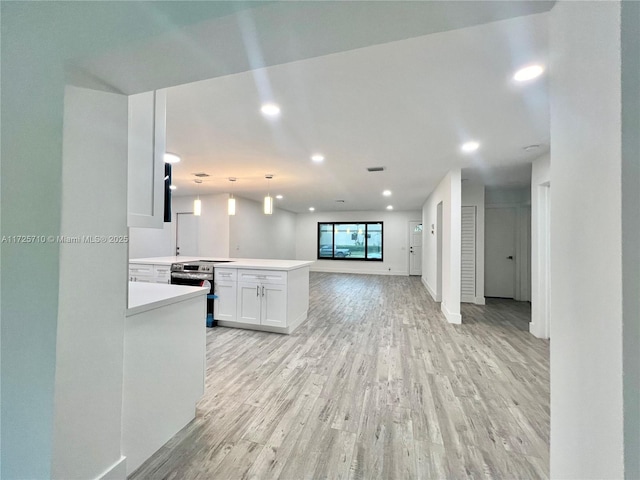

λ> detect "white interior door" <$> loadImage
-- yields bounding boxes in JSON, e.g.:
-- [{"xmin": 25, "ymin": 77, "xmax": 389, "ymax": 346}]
[
  {"xmin": 485, "ymin": 207, "xmax": 516, "ymax": 298},
  {"xmin": 409, "ymin": 221, "xmax": 423, "ymax": 275},
  {"xmin": 176, "ymin": 212, "xmax": 198, "ymax": 257}
]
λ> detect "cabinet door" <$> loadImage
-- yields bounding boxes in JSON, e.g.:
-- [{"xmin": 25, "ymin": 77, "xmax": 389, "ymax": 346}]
[
  {"xmin": 236, "ymin": 282, "xmax": 261, "ymax": 325},
  {"xmin": 127, "ymin": 89, "xmax": 166, "ymax": 229},
  {"xmin": 154, "ymin": 265, "xmax": 171, "ymax": 284},
  {"xmin": 261, "ymin": 283, "xmax": 287, "ymax": 328},
  {"xmin": 214, "ymin": 281, "xmax": 237, "ymax": 322}
]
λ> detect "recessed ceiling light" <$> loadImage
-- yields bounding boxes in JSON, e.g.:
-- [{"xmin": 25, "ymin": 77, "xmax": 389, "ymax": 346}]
[
  {"xmin": 382, "ymin": 190, "xmax": 392, "ymax": 197},
  {"xmin": 461, "ymin": 141, "xmax": 480, "ymax": 153},
  {"xmin": 169, "ymin": 185, "xmax": 177, "ymax": 190},
  {"xmin": 276, "ymin": 195, "xmax": 283, "ymax": 199},
  {"xmin": 260, "ymin": 103, "xmax": 281, "ymax": 117},
  {"xmin": 386, "ymin": 205, "xmax": 393, "ymax": 210},
  {"xmin": 164, "ymin": 153, "xmax": 181, "ymax": 164},
  {"xmin": 513, "ymin": 64, "xmax": 545, "ymax": 82},
  {"xmin": 309, "ymin": 207, "xmax": 315, "ymax": 212},
  {"xmin": 311, "ymin": 154, "xmax": 324, "ymax": 162}
]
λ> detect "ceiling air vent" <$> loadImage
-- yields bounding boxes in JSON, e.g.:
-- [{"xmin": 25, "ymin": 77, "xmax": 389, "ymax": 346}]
[
  {"xmin": 367, "ymin": 166, "xmax": 385, "ymax": 172},
  {"xmin": 194, "ymin": 172, "xmax": 210, "ymax": 178}
]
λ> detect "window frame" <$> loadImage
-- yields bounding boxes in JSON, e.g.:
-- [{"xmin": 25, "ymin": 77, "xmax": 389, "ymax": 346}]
[{"xmin": 316, "ymin": 221, "xmax": 384, "ymax": 261}]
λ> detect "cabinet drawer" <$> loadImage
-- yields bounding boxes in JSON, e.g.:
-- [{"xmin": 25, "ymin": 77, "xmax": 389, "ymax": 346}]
[
  {"xmin": 215, "ymin": 268, "xmax": 237, "ymax": 282},
  {"xmin": 237, "ymin": 269, "xmax": 287, "ymax": 285},
  {"xmin": 129, "ymin": 264, "xmax": 154, "ymax": 276}
]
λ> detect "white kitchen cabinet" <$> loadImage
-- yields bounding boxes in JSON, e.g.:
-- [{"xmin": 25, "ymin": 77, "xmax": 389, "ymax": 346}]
[
  {"xmin": 129, "ymin": 264, "xmax": 154, "ymax": 282},
  {"xmin": 214, "ymin": 268, "xmax": 237, "ymax": 322},
  {"xmin": 154, "ymin": 265, "xmax": 171, "ymax": 284},
  {"xmin": 236, "ymin": 271, "xmax": 287, "ymax": 328},
  {"xmin": 128, "ymin": 258, "xmax": 312, "ymax": 334},
  {"xmin": 129, "ymin": 263, "xmax": 171, "ymax": 283},
  {"xmin": 260, "ymin": 283, "xmax": 287, "ymax": 328},
  {"xmin": 127, "ymin": 89, "xmax": 166, "ymax": 229},
  {"xmin": 236, "ymin": 282, "xmax": 261, "ymax": 325}
]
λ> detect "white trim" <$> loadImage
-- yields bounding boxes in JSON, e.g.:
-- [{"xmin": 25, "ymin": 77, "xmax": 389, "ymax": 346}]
[
  {"xmin": 422, "ymin": 276, "xmax": 441, "ymax": 302},
  {"xmin": 442, "ymin": 302, "xmax": 462, "ymax": 324},
  {"xmin": 461, "ymin": 294, "xmax": 475, "ymax": 303},
  {"xmin": 310, "ymin": 265, "xmax": 408, "ymax": 276},
  {"xmin": 96, "ymin": 456, "xmax": 126, "ymax": 480},
  {"xmin": 475, "ymin": 296, "xmax": 486, "ymax": 305}
]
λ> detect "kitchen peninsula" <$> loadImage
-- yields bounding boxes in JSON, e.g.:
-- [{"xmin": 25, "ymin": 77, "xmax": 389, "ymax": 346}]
[
  {"xmin": 129, "ymin": 257, "xmax": 315, "ymax": 335},
  {"xmin": 124, "ymin": 281, "xmax": 208, "ymax": 475}
]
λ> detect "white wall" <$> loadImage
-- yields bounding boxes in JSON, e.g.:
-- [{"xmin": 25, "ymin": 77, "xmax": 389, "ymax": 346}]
[
  {"xmin": 128, "ymin": 193, "xmax": 231, "ymax": 259},
  {"xmin": 230, "ymin": 197, "xmax": 296, "ymax": 260},
  {"xmin": 174, "ymin": 194, "xmax": 231, "ymax": 258},
  {"xmin": 295, "ymin": 210, "xmax": 421, "ymax": 275},
  {"xmin": 621, "ymin": 2, "xmax": 640, "ymax": 477},
  {"xmin": 549, "ymin": 2, "xmax": 624, "ymax": 477},
  {"xmin": 530, "ymin": 153, "xmax": 550, "ymax": 339},
  {"xmin": 461, "ymin": 181, "xmax": 485, "ymax": 304},
  {"xmin": 51, "ymin": 87, "xmax": 128, "ymax": 479},
  {"xmin": 128, "ymin": 223, "xmax": 173, "ymax": 259},
  {"xmin": 422, "ymin": 170, "xmax": 462, "ymax": 323}
]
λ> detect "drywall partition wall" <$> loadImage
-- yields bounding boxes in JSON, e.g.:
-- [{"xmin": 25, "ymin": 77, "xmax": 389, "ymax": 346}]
[
  {"xmin": 1, "ymin": 7, "xmax": 62, "ymax": 478},
  {"xmin": 421, "ymin": 170, "xmax": 462, "ymax": 323},
  {"xmin": 51, "ymin": 87, "xmax": 128, "ymax": 479},
  {"xmin": 295, "ymin": 210, "xmax": 421, "ymax": 275},
  {"xmin": 530, "ymin": 153, "xmax": 551, "ymax": 339},
  {"xmin": 549, "ymin": 2, "xmax": 625, "ymax": 477},
  {"xmin": 230, "ymin": 197, "xmax": 296, "ymax": 260},
  {"xmin": 621, "ymin": 1, "xmax": 640, "ymax": 477},
  {"xmin": 461, "ymin": 181, "xmax": 485, "ymax": 304}
]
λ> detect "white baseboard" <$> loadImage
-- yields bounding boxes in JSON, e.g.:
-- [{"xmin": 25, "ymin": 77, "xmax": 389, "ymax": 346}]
[
  {"xmin": 97, "ymin": 456, "xmax": 126, "ymax": 480},
  {"xmin": 422, "ymin": 277, "xmax": 441, "ymax": 302},
  {"xmin": 442, "ymin": 302, "xmax": 462, "ymax": 324},
  {"xmin": 475, "ymin": 296, "xmax": 486, "ymax": 305},
  {"xmin": 310, "ymin": 266, "xmax": 408, "ymax": 276},
  {"xmin": 529, "ymin": 321, "xmax": 549, "ymax": 339}
]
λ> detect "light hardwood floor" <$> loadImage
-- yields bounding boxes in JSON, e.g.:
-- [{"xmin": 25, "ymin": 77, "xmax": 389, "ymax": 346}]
[{"xmin": 130, "ymin": 273, "xmax": 550, "ymax": 479}]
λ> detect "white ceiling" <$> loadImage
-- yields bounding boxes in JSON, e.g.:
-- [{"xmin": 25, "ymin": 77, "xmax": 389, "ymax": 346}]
[{"xmin": 165, "ymin": 9, "xmax": 549, "ymax": 213}]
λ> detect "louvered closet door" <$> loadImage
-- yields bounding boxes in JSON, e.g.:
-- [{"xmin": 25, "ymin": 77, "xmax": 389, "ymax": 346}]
[{"xmin": 461, "ymin": 206, "xmax": 477, "ymax": 303}]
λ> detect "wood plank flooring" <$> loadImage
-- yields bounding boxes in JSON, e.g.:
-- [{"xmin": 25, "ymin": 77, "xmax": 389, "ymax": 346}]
[{"xmin": 130, "ymin": 273, "xmax": 549, "ymax": 480}]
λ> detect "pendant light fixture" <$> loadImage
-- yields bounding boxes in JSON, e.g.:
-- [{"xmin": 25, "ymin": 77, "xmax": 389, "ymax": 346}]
[
  {"xmin": 228, "ymin": 177, "xmax": 237, "ymax": 216},
  {"xmin": 264, "ymin": 174, "xmax": 274, "ymax": 215},
  {"xmin": 193, "ymin": 179, "xmax": 202, "ymax": 216}
]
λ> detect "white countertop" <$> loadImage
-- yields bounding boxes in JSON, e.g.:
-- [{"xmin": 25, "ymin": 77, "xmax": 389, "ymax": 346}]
[
  {"xmin": 127, "ymin": 282, "xmax": 209, "ymax": 316},
  {"xmin": 129, "ymin": 256, "xmax": 315, "ymax": 271}
]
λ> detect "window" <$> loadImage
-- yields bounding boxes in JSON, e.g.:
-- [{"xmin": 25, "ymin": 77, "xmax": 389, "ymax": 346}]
[{"xmin": 317, "ymin": 222, "xmax": 383, "ymax": 261}]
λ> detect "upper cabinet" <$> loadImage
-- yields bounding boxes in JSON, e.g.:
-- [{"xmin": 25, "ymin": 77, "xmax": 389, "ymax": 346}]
[{"xmin": 127, "ymin": 90, "xmax": 167, "ymax": 229}]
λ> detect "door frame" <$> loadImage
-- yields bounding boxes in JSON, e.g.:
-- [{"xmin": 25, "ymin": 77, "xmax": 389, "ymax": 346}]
[
  {"xmin": 175, "ymin": 211, "xmax": 196, "ymax": 256},
  {"xmin": 408, "ymin": 220, "xmax": 423, "ymax": 276}
]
